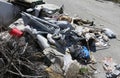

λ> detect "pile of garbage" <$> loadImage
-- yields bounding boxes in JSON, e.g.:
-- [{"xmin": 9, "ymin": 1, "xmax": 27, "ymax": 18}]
[
  {"xmin": 0, "ymin": 3, "xmax": 117, "ymax": 78},
  {"xmin": 103, "ymin": 57, "xmax": 120, "ymax": 78}
]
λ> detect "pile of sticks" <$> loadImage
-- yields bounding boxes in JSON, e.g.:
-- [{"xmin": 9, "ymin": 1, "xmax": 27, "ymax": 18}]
[{"xmin": 0, "ymin": 33, "xmax": 49, "ymax": 78}]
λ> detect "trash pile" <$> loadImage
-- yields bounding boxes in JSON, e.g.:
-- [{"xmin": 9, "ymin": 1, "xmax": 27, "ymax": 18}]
[
  {"xmin": 103, "ymin": 57, "xmax": 120, "ymax": 78},
  {"xmin": 0, "ymin": 3, "xmax": 117, "ymax": 78}
]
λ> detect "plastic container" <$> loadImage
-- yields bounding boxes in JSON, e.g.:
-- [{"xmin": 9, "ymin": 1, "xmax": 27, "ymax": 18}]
[{"xmin": 9, "ymin": 28, "xmax": 23, "ymax": 37}]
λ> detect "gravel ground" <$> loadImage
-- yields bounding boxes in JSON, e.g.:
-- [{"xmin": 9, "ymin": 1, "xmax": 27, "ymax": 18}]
[{"xmin": 44, "ymin": 0, "xmax": 120, "ymax": 78}]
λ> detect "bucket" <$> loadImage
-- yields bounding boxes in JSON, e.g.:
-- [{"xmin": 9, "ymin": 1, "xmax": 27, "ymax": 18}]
[{"xmin": 9, "ymin": 28, "xmax": 23, "ymax": 37}]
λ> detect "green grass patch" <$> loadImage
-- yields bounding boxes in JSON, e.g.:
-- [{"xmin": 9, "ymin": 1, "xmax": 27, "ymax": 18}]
[{"xmin": 79, "ymin": 67, "xmax": 89, "ymax": 75}]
